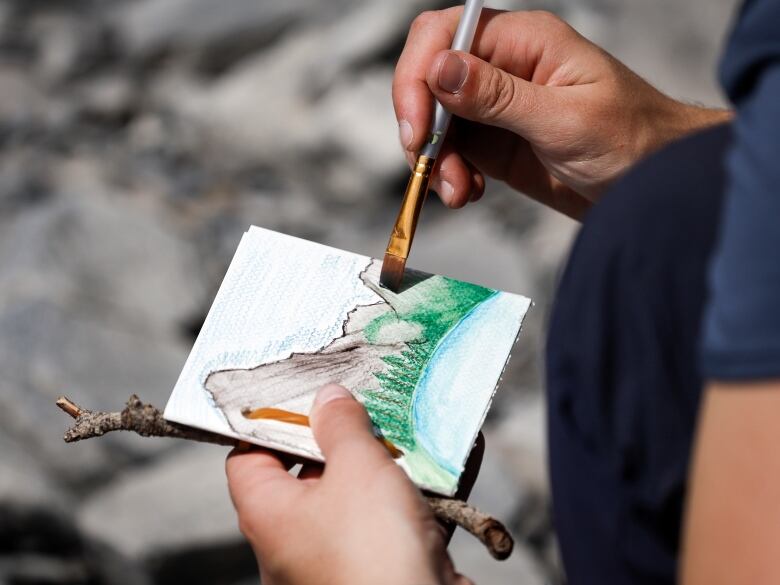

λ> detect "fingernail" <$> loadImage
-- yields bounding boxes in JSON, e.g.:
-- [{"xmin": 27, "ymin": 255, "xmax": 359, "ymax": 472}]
[
  {"xmin": 315, "ymin": 384, "xmax": 353, "ymax": 406},
  {"xmin": 438, "ymin": 53, "xmax": 468, "ymax": 93},
  {"xmin": 398, "ymin": 119, "xmax": 414, "ymax": 150},
  {"xmin": 440, "ymin": 181, "xmax": 454, "ymax": 203}
]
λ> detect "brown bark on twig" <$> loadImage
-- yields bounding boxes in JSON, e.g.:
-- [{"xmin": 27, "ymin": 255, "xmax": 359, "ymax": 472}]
[
  {"xmin": 427, "ymin": 498, "xmax": 514, "ymax": 560},
  {"xmin": 56, "ymin": 395, "xmax": 514, "ymax": 560},
  {"xmin": 57, "ymin": 395, "xmax": 235, "ymax": 446}
]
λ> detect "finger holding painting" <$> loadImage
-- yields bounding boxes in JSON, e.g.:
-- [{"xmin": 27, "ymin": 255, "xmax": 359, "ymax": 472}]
[{"xmin": 227, "ymin": 383, "xmax": 477, "ymax": 585}]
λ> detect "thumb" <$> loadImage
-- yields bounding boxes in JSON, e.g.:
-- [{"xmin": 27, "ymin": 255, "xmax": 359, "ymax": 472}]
[
  {"xmin": 427, "ymin": 50, "xmax": 549, "ymax": 140},
  {"xmin": 310, "ymin": 384, "xmax": 391, "ymax": 472}
]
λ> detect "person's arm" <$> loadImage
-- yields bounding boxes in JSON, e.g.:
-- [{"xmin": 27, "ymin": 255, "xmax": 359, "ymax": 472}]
[
  {"xmin": 681, "ymin": 1, "xmax": 780, "ymax": 580},
  {"xmin": 682, "ymin": 381, "xmax": 780, "ymax": 585},
  {"xmin": 393, "ymin": 8, "xmax": 730, "ymax": 217}
]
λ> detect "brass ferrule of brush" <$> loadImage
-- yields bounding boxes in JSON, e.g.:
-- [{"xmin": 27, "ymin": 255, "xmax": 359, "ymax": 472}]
[{"xmin": 386, "ymin": 154, "xmax": 434, "ymax": 259}]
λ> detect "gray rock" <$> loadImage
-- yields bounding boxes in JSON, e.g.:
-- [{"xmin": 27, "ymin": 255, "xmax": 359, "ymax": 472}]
[
  {"xmin": 78, "ymin": 443, "xmax": 241, "ymax": 559},
  {"xmin": 556, "ymin": 0, "xmax": 737, "ymax": 105},
  {"xmin": 0, "ymin": 501, "xmax": 151, "ymax": 585},
  {"xmin": 449, "ymin": 528, "xmax": 547, "ymax": 585},
  {"xmin": 0, "ymin": 158, "xmax": 205, "ymax": 336},
  {"xmin": 491, "ymin": 395, "xmax": 549, "ymax": 510},
  {"xmin": 0, "ymin": 148, "xmax": 55, "ymax": 217},
  {"xmin": 0, "ymin": 431, "xmax": 63, "ymax": 510},
  {"xmin": 0, "ymin": 3, "xmax": 9, "ymax": 30},
  {"xmin": 489, "ymin": 395, "xmax": 564, "ymax": 580},
  {"xmin": 75, "ymin": 75, "xmax": 137, "ymax": 122},
  {"xmin": 467, "ymin": 430, "xmax": 528, "ymax": 527},
  {"xmin": 29, "ymin": 12, "xmax": 85, "ymax": 83},
  {"xmin": 144, "ymin": 541, "xmax": 258, "ymax": 585},
  {"xmin": 0, "ymin": 298, "xmax": 190, "ymax": 483},
  {"xmin": 0, "ymin": 432, "xmax": 150, "ymax": 585},
  {"xmin": 11, "ymin": 5, "xmax": 118, "ymax": 87},
  {"xmin": 159, "ymin": 0, "xmax": 451, "ymax": 203},
  {"xmin": 114, "ymin": 0, "xmax": 322, "ymax": 66},
  {"xmin": 0, "ymin": 158, "xmax": 204, "ymax": 482},
  {"xmin": 0, "ymin": 66, "xmax": 48, "ymax": 129}
]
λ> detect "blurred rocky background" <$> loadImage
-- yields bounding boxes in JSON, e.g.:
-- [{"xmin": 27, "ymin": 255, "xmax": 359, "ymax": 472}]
[{"xmin": 0, "ymin": 0, "xmax": 738, "ymax": 583}]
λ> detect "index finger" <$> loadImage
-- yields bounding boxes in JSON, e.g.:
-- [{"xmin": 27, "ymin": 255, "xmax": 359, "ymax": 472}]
[{"xmin": 392, "ymin": 7, "xmax": 462, "ymax": 153}]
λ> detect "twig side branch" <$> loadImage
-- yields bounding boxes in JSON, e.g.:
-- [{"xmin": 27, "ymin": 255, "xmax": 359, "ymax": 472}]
[
  {"xmin": 427, "ymin": 498, "xmax": 514, "ymax": 560},
  {"xmin": 56, "ymin": 395, "xmax": 514, "ymax": 560},
  {"xmin": 57, "ymin": 395, "xmax": 235, "ymax": 446}
]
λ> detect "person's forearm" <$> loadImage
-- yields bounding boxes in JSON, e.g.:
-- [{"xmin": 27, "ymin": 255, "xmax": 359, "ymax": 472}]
[
  {"xmin": 640, "ymin": 98, "xmax": 734, "ymax": 165},
  {"xmin": 683, "ymin": 104, "xmax": 734, "ymax": 128},
  {"xmin": 670, "ymin": 103, "xmax": 734, "ymax": 140},
  {"xmin": 681, "ymin": 380, "xmax": 780, "ymax": 585}
]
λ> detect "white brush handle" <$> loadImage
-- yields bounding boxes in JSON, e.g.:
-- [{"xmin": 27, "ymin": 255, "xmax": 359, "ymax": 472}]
[{"xmin": 419, "ymin": 0, "xmax": 484, "ymax": 160}]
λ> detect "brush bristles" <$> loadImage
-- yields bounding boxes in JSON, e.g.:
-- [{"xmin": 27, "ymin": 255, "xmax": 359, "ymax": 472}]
[{"xmin": 379, "ymin": 254, "xmax": 406, "ymax": 292}]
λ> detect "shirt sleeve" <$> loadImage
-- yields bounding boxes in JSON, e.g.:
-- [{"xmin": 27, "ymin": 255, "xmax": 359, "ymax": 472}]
[{"xmin": 700, "ymin": 0, "xmax": 780, "ymax": 380}]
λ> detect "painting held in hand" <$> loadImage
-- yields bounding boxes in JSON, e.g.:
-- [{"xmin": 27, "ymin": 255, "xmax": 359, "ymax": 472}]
[{"xmin": 164, "ymin": 227, "xmax": 531, "ymax": 495}]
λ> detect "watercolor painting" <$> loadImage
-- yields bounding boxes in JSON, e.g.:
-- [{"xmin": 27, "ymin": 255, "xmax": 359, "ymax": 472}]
[{"xmin": 165, "ymin": 226, "xmax": 531, "ymax": 495}]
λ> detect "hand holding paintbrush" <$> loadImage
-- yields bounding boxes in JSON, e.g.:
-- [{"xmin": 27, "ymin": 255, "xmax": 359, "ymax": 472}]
[{"xmin": 380, "ymin": 0, "xmax": 485, "ymax": 292}]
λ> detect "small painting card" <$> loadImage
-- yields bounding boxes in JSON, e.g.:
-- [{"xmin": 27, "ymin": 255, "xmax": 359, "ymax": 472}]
[{"xmin": 164, "ymin": 226, "xmax": 531, "ymax": 495}]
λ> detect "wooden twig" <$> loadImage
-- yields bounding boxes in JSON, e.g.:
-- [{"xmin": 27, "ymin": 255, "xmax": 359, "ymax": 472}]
[
  {"xmin": 57, "ymin": 395, "xmax": 235, "ymax": 446},
  {"xmin": 56, "ymin": 395, "xmax": 514, "ymax": 560},
  {"xmin": 427, "ymin": 498, "xmax": 514, "ymax": 560}
]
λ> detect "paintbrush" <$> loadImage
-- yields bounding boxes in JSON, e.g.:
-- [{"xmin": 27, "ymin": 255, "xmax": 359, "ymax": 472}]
[{"xmin": 379, "ymin": 0, "xmax": 485, "ymax": 292}]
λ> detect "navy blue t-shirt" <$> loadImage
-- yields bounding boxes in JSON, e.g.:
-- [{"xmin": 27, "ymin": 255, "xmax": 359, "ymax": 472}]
[
  {"xmin": 545, "ymin": 1, "xmax": 780, "ymax": 583},
  {"xmin": 701, "ymin": 0, "xmax": 780, "ymax": 379}
]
